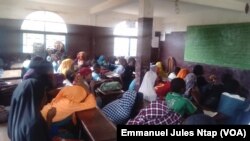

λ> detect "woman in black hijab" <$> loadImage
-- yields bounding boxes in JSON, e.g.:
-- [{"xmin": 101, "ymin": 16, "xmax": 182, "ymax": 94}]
[{"xmin": 8, "ymin": 56, "xmax": 55, "ymax": 141}]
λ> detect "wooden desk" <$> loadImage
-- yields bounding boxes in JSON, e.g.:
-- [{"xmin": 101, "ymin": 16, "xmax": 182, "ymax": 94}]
[
  {"xmin": 0, "ymin": 69, "xmax": 21, "ymax": 80},
  {"xmin": 77, "ymin": 108, "xmax": 117, "ymax": 141}
]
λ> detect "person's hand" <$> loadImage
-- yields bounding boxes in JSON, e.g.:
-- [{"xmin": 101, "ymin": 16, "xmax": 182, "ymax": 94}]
[{"xmin": 47, "ymin": 107, "xmax": 56, "ymax": 127}]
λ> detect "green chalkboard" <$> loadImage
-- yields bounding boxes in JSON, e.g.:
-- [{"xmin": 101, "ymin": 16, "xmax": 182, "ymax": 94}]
[{"xmin": 184, "ymin": 23, "xmax": 250, "ymax": 70}]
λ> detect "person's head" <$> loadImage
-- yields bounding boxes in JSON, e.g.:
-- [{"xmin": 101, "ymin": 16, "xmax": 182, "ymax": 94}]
[
  {"xmin": 150, "ymin": 65, "xmax": 157, "ymax": 72},
  {"xmin": 128, "ymin": 57, "xmax": 136, "ymax": 67},
  {"xmin": 59, "ymin": 58, "xmax": 74, "ymax": 76},
  {"xmin": 77, "ymin": 51, "xmax": 86, "ymax": 61},
  {"xmin": 174, "ymin": 67, "xmax": 181, "ymax": 75},
  {"xmin": 155, "ymin": 61, "xmax": 164, "ymax": 71},
  {"xmin": 193, "ymin": 65, "xmax": 204, "ymax": 76},
  {"xmin": 25, "ymin": 56, "xmax": 55, "ymax": 90},
  {"xmin": 118, "ymin": 57, "xmax": 128, "ymax": 67},
  {"xmin": 54, "ymin": 41, "xmax": 64, "ymax": 52},
  {"xmin": 221, "ymin": 72, "xmax": 233, "ymax": 84},
  {"xmin": 184, "ymin": 73, "xmax": 197, "ymax": 93},
  {"xmin": 65, "ymin": 69, "xmax": 76, "ymax": 83},
  {"xmin": 224, "ymin": 79, "xmax": 240, "ymax": 94},
  {"xmin": 93, "ymin": 63, "xmax": 101, "ymax": 74},
  {"xmin": 209, "ymin": 74, "xmax": 217, "ymax": 84},
  {"xmin": 171, "ymin": 78, "xmax": 186, "ymax": 94},
  {"xmin": 78, "ymin": 67, "xmax": 92, "ymax": 82}
]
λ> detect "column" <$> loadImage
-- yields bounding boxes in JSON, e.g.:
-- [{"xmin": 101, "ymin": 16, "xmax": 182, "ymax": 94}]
[{"xmin": 135, "ymin": 0, "xmax": 154, "ymax": 90}]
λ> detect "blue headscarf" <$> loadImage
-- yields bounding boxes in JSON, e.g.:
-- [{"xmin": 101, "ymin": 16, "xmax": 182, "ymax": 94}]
[{"xmin": 97, "ymin": 55, "xmax": 105, "ymax": 66}]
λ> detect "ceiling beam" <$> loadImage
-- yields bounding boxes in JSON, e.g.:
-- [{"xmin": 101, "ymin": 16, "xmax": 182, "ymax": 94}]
[
  {"xmin": 90, "ymin": 0, "xmax": 132, "ymax": 14},
  {"xmin": 180, "ymin": 0, "xmax": 246, "ymax": 12}
]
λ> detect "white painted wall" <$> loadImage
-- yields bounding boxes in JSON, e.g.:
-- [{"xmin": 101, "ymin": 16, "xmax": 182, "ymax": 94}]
[{"xmin": 162, "ymin": 8, "xmax": 250, "ymax": 33}]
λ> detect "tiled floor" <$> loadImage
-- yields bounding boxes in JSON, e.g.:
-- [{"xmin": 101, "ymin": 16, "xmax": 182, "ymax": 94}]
[{"xmin": 0, "ymin": 123, "xmax": 10, "ymax": 141}]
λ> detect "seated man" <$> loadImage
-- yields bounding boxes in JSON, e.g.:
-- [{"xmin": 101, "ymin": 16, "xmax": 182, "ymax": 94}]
[{"xmin": 165, "ymin": 78, "xmax": 197, "ymax": 117}]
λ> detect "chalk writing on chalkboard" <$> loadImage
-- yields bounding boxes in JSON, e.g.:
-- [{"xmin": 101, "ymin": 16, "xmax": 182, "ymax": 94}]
[{"xmin": 184, "ymin": 23, "xmax": 250, "ymax": 70}]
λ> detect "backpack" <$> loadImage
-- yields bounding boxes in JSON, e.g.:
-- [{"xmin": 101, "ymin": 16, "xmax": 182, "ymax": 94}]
[{"xmin": 99, "ymin": 81, "xmax": 122, "ymax": 92}]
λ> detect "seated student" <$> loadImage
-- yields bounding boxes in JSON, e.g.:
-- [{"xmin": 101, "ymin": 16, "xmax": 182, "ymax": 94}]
[
  {"xmin": 139, "ymin": 70, "xmax": 158, "ymax": 102},
  {"xmin": 201, "ymin": 79, "xmax": 224, "ymax": 112},
  {"xmin": 184, "ymin": 73, "xmax": 197, "ymax": 97},
  {"xmin": 102, "ymin": 90, "xmax": 138, "ymax": 125},
  {"xmin": 8, "ymin": 57, "xmax": 55, "ymax": 141},
  {"xmin": 57, "ymin": 58, "xmax": 74, "ymax": 77},
  {"xmin": 183, "ymin": 73, "xmax": 201, "ymax": 107},
  {"xmin": 193, "ymin": 65, "xmax": 208, "ymax": 94},
  {"xmin": 74, "ymin": 67, "xmax": 93, "ymax": 92},
  {"xmin": 41, "ymin": 86, "xmax": 96, "ymax": 139},
  {"xmin": 92, "ymin": 63, "xmax": 102, "ymax": 81},
  {"xmin": 74, "ymin": 67, "xmax": 102, "ymax": 107},
  {"xmin": 217, "ymin": 79, "xmax": 249, "ymax": 124},
  {"xmin": 121, "ymin": 58, "xmax": 135, "ymax": 91},
  {"xmin": 154, "ymin": 80, "xmax": 171, "ymax": 100},
  {"xmin": 113, "ymin": 57, "xmax": 126, "ymax": 76},
  {"xmin": 42, "ymin": 86, "xmax": 96, "ymax": 122},
  {"xmin": 165, "ymin": 78, "xmax": 197, "ymax": 117},
  {"xmin": 155, "ymin": 61, "xmax": 167, "ymax": 80},
  {"xmin": 126, "ymin": 99, "xmax": 182, "ymax": 125},
  {"xmin": 73, "ymin": 51, "xmax": 86, "ymax": 70}
]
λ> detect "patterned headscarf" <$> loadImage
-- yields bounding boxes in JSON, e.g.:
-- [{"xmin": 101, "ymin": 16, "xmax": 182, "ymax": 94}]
[
  {"xmin": 102, "ymin": 90, "xmax": 137, "ymax": 125},
  {"xmin": 127, "ymin": 100, "xmax": 182, "ymax": 125},
  {"xmin": 184, "ymin": 73, "xmax": 197, "ymax": 96}
]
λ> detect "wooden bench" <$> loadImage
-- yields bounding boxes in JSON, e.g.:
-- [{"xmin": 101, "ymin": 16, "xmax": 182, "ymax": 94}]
[{"xmin": 76, "ymin": 107, "xmax": 117, "ymax": 141}]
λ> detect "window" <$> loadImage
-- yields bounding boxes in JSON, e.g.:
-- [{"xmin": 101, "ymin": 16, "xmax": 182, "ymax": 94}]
[
  {"xmin": 21, "ymin": 11, "xmax": 67, "ymax": 53},
  {"xmin": 113, "ymin": 21, "xmax": 138, "ymax": 57}
]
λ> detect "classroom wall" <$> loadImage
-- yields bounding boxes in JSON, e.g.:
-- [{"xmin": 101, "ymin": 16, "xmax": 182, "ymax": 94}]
[
  {"xmin": 0, "ymin": 18, "xmax": 114, "ymax": 62},
  {"xmin": 161, "ymin": 32, "xmax": 250, "ymax": 98},
  {"xmin": 92, "ymin": 26, "xmax": 114, "ymax": 58}
]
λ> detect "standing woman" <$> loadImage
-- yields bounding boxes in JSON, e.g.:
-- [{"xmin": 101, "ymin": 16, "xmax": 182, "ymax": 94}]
[{"xmin": 8, "ymin": 57, "xmax": 55, "ymax": 141}]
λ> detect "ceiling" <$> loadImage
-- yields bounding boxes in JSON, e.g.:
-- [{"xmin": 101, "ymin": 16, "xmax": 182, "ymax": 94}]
[
  {"xmin": 0, "ymin": 0, "xmax": 248, "ymax": 17},
  {"xmin": 0, "ymin": 0, "xmax": 250, "ymax": 31}
]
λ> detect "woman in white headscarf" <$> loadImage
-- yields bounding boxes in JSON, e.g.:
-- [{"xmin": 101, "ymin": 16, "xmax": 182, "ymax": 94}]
[{"xmin": 139, "ymin": 70, "xmax": 157, "ymax": 102}]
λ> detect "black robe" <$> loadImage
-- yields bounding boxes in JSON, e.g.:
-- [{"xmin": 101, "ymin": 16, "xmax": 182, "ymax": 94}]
[{"xmin": 8, "ymin": 78, "xmax": 50, "ymax": 141}]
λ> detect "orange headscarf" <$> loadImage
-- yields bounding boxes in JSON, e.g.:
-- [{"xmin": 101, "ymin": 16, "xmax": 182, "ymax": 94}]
[
  {"xmin": 176, "ymin": 68, "xmax": 189, "ymax": 79},
  {"xmin": 41, "ymin": 85, "xmax": 96, "ymax": 122}
]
